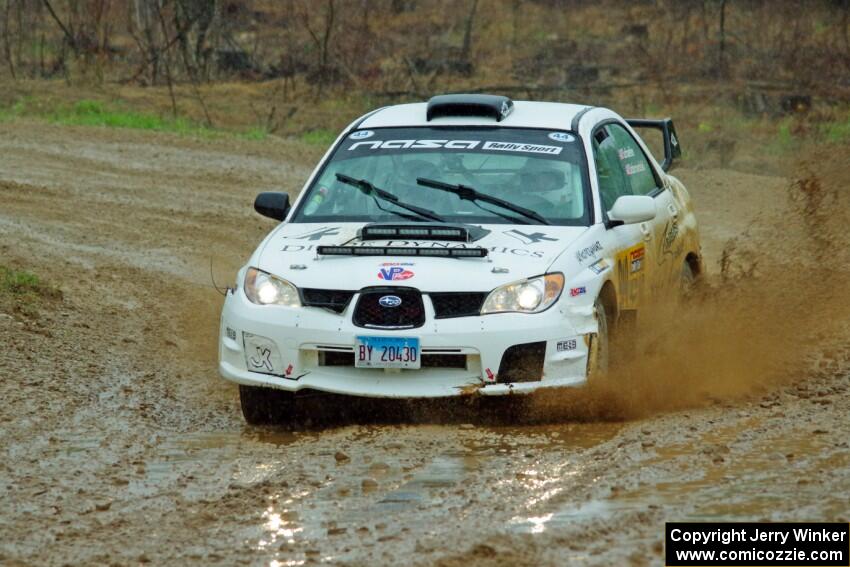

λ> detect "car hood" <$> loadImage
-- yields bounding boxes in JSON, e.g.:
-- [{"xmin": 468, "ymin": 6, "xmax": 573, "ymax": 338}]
[{"xmin": 257, "ymin": 223, "xmax": 588, "ymax": 291}]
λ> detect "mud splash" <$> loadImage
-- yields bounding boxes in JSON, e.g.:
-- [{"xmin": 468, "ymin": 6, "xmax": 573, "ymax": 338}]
[{"xmin": 532, "ymin": 153, "xmax": 850, "ymax": 421}]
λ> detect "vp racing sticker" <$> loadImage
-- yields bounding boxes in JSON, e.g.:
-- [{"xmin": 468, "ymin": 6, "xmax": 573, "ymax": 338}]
[{"xmin": 378, "ymin": 262, "xmax": 414, "ymax": 281}]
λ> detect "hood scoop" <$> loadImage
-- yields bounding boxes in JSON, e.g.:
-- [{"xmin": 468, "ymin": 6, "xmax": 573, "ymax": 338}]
[{"xmin": 357, "ymin": 223, "xmax": 490, "ymax": 243}]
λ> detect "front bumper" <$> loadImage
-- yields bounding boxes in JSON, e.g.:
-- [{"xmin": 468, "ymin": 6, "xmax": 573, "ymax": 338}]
[{"xmin": 219, "ymin": 287, "xmax": 594, "ymax": 398}]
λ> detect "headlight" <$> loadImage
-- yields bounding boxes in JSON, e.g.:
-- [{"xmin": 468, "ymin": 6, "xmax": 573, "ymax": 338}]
[
  {"xmin": 244, "ymin": 268, "xmax": 301, "ymax": 306},
  {"xmin": 481, "ymin": 273, "xmax": 565, "ymax": 314}
]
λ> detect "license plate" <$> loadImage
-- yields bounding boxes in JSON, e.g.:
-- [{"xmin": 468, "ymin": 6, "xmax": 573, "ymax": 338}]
[{"xmin": 355, "ymin": 336, "xmax": 420, "ymax": 369}]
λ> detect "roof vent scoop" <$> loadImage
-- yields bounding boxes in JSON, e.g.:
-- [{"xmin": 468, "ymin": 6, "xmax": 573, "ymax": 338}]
[{"xmin": 426, "ymin": 94, "xmax": 514, "ymax": 122}]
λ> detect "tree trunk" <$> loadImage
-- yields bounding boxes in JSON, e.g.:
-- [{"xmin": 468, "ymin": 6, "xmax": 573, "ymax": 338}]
[
  {"xmin": 718, "ymin": 0, "xmax": 727, "ymax": 79},
  {"xmin": 3, "ymin": 0, "xmax": 16, "ymax": 79},
  {"xmin": 320, "ymin": 0, "xmax": 334, "ymax": 69},
  {"xmin": 155, "ymin": 0, "xmax": 178, "ymax": 118},
  {"xmin": 461, "ymin": 0, "xmax": 479, "ymax": 62},
  {"xmin": 42, "ymin": 0, "xmax": 77, "ymax": 55},
  {"xmin": 841, "ymin": 0, "xmax": 850, "ymax": 73}
]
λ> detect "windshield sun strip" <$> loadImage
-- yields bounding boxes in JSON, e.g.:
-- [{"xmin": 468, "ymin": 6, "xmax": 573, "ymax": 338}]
[{"xmin": 289, "ymin": 126, "xmax": 593, "ymax": 227}]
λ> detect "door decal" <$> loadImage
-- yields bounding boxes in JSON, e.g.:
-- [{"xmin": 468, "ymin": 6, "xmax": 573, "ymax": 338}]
[
  {"xmin": 616, "ymin": 243, "xmax": 646, "ymax": 310},
  {"xmin": 657, "ymin": 218, "xmax": 683, "ymax": 265}
]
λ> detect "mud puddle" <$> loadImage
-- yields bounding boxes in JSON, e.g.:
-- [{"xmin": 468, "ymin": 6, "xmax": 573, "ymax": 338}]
[
  {"xmin": 220, "ymin": 422, "xmax": 623, "ymax": 564},
  {"xmin": 519, "ymin": 413, "xmax": 850, "ymax": 542}
]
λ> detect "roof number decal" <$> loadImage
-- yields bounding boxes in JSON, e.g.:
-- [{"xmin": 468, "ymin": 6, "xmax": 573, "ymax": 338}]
[
  {"xmin": 349, "ymin": 130, "xmax": 374, "ymax": 139},
  {"xmin": 548, "ymin": 132, "xmax": 575, "ymax": 143}
]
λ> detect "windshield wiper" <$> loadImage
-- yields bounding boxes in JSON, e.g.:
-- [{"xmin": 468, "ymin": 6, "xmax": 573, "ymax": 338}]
[
  {"xmin": 416, "ymin": 178, "xmax": 549, "ymax": 225},
  {"xmin": 336, "ymin": 173, "xmax": 445, "ymax": 223}
]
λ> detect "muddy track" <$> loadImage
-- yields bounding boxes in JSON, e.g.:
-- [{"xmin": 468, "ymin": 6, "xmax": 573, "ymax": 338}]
[{"xmin": 1, "ymin": 121, "xmax": 848, "ymax": 566}]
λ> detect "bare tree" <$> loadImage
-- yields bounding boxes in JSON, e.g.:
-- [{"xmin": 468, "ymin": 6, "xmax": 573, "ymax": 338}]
[
  {"xmin": 128, "ymin": 0, "xmax": 161, "ymax": 84},
  {"xmin": 42, "ymin": 0, "xmax": 78, "ymax": 54},
  {"xmin": 39, "ymin": 0, "xmax": 113, "ymax": 80},
  {"xmin": 153, "ymin": 0, "xmax": 178, "ymax": 117},
  {"xmin": 299, "ymin": 0, "xmax": 335, "ymax": 92},
  {"xmin": 717, "ymin": 0, "xmax": 727, "ymax": 79},
  {"xmin": 173, "ymin": 0, "xmax": 217, "ymax": 82},
  {"xmin": 460, "ymin": 0, "xmax": 478, "ymax": 63},
  {"xmin": 842, "ymin": 0, "xmax": 850, "ymax": 73},
  {"xmin": 2, "ymin": 0, "xmax": 16, "ymax": 79}
]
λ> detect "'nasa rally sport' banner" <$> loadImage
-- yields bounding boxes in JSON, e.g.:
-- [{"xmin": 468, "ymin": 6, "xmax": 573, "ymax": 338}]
[{"xmin": 339, "ymin": 127, "xmax": 582, "ymax": 163}]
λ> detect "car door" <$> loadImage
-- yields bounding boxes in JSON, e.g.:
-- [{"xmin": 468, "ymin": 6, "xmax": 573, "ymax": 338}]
[{"xmin": 591, "ymin": 121, "xmax": 677, "ymax": 309}]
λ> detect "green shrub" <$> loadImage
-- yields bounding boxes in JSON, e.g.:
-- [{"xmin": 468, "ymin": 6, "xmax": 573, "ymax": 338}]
[
  {"xmin": 0, "ymin": 265, "xmax": 61, "ymax": 317},
  {"xmin": 301, "ymin": 129, "xmax": 337, "ymax": 146},
  {"xmin": 822, "ymin": 115, "xmax": 850, "ymax": 143},
  {"xmin": 1, "ymin": 266, "xmax": 41, "ymax": 294},
  {"xmin": 240, "ymin": 127, "xmax": 269, "ymax": 141}
]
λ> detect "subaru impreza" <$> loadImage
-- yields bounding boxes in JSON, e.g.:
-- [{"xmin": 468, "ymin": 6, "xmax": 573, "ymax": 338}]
[{"xmin": 218, "ymin": 94, "xmax": 701, "ymax": 423}]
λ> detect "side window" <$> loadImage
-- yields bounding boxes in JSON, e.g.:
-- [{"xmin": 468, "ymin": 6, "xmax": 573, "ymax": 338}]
[
  {"xmin": 592, "ymin": 127, "xmax": 628, "ymax": 212},
  {"xmin": 592, "ymin": 123, "xmax": 659, "ymax": 212},
  {"xmin": 607, "ymin": 124, "xmax": 658, "ymax": 196}
]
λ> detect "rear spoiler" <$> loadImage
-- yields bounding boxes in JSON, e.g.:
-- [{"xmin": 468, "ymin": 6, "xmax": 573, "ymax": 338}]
[{"xmin": 626, "ymin": 118, "xmax": 681, "ymax": 172}]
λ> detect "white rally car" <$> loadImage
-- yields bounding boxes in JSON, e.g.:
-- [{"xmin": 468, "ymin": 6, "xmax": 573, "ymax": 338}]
[{"xmin": 219, "ymin": 94, "xmax": 701, "ymax": 423}]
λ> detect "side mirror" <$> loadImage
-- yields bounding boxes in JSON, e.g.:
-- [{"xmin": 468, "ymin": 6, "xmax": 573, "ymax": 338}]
[
  {"xmin": 254, "ymin": 192, "xmax": 291, "ymax": 221},
  {"xmin": 608, "ymin": 195, "xmax": 656, "ymax": 225}
]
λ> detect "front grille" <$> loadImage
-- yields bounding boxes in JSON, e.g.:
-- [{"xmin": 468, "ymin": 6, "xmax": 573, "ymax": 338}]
[
  {"xmin": 421, "ymin": 354, "xmax": 466, "ymax": 368},
  {"xmin": 320, "ymin": 350, "xmax": 355, "ymax": 366},
  {"xmin": 353, "ymin": 287, "xmax": 425, "ymax": 329},
  {"xmin": 301, "ymin": 288, "xmax": 355, "ymax": 313},
  {"xmin": 430, "ymin": 292, "xmax": 487, "ymax": 319},
  {"xmin": 497, "ymin": 341, "xmax": 546, "ymax": 383}
]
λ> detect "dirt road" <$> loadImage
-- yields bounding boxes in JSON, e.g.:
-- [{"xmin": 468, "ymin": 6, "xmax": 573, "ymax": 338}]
[{"xmin": 1, "ymin": 121, "xmax": 848, "ymax": 566}]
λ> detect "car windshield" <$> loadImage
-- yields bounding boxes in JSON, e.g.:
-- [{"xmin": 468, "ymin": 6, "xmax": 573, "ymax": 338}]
[{"xmin": 291, "ymin": 127, "xmax": 591, "ymax": 226}]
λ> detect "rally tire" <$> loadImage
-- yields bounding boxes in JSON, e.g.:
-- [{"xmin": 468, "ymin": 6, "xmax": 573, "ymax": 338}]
[
  {"xmin": 587, "ymin": 295, "xmax": 611, "ymax": 381},
  {"xmin": 680, "ymin": 260, "xmax": 698, "ymax": 301},
  {"xmin": 239, "ymin": 385, "xmax": 295, "ymax": 425}
]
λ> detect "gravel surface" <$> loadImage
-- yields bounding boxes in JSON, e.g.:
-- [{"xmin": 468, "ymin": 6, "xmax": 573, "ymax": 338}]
[{"xmin": 1, "ymin": 121, "xmax": 848, "ymax": 566}]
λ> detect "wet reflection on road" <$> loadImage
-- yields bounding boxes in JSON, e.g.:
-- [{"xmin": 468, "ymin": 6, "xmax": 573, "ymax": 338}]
[
  {"xmin": 138, "ymin": 418, "xmax": 623, "ymax": 564},
  {"xmin": 510, "ymin": 415, "xmax": 850, "ymax": 539},
  {"xmin": 110, "ymin": 398, "xmax": 849, "ymax": 566}
]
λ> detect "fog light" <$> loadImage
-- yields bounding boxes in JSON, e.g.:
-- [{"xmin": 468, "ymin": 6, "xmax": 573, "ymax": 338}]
[{"xmin": 243, "ymin": 332, "xmax": 283, "ymax": 375}]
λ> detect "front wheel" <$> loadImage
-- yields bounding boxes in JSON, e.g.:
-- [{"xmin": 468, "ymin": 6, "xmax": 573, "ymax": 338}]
[
  {"xmin": 239, "ymin": 385, "xmax": 295, "ymax": 425},
  {"xmin": 587, "ymin": 295, "xmax": 611, "ymax": 381},
  {"xmin": 679, "ymin": 260, "xmax": 699, "ymax": 301}
]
